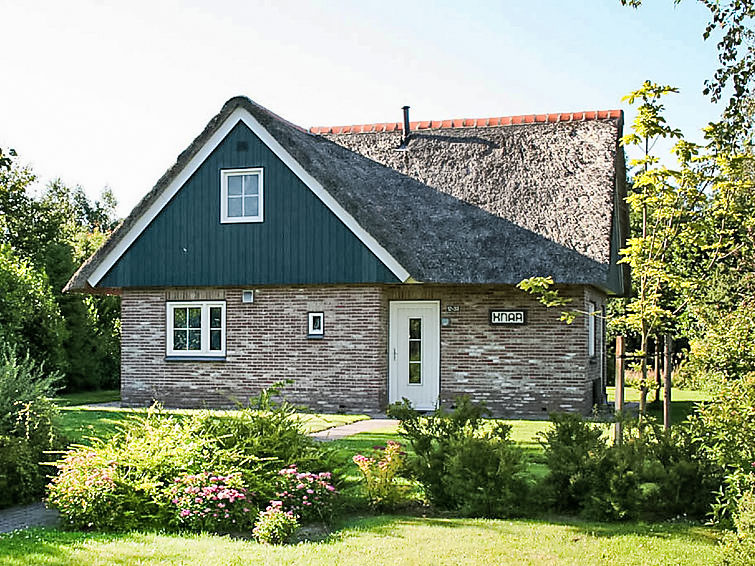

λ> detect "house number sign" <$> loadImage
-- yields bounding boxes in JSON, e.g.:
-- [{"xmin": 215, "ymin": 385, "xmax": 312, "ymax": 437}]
[{"xmin": 490, "ymin": 309, "xmax": 526, "ymax": 325}]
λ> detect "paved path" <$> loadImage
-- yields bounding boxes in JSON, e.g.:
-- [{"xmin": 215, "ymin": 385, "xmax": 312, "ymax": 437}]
[
  {"xmin": 310, "ymin": 418, "xmax": 399, "ymax": 441},
  {"xmin": 0, "ymin": 502, "xmax": 59, "ymax": 533}
]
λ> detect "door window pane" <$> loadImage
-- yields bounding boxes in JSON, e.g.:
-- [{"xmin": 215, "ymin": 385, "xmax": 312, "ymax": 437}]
[
  {"xmin": 408, "ymin": 317, "xmax": 422, "ymax": 384},
  {"xmin": 409, "ymin": 362, "xmax": 421, "ymax": 384}
]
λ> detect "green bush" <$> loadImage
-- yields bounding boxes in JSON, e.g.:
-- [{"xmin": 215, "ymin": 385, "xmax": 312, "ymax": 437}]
[
  {"xmin": 388, "ymin": 397, "xmax": 528, "ymax": 517},
  {"xmin": 0, "ymin": 345, "xmax": 61, "ymax": 509},
  {"xmin": 688, "ymin": 373, "xmax": 755, "ymax": 523},
  {"xmin": 539, "ymin": 413, "xmax": 720, "ymax": 521},
  {"xmin": 252, "ymin": 501, "xmax": 299, "ymax": 544},
  {"xmin": 48, "ymin": 392, "xmax": 337, "ymax": 531},
  {"xmin": 721, "ymin": 490, "xmax": 755, "ymax": 566}
]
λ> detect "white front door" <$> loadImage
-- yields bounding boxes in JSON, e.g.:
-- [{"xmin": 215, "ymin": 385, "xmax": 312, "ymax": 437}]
[{"xmin": 389, "ymin": 301, "xmax": 440, "ymax": 410}]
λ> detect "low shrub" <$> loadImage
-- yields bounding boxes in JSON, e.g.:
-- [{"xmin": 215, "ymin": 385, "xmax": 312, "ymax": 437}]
[
  {"xmin": 539, "ymin": 413, "xmax": 720, "ymax": 521},
  {"xmin": 252, "ymin": 501, "xmax": 299, "ymax": 544},
  {"xmin": 275, "ymin": 466, "xmax": 336, "ymax": 522},
  {"xmin": 167, "ymin": 471, "xmax": 255, "ymax": 532},
  {"xmin": 47, "ymin": 389, "xmax": 338, "ymax": 532},
  {"xmin": 353, "ymin": 440, "xmax": 409, "ymax": 511},
  {"xmin": 388, "ymin": 396, "xmax": 528, "ymax": 517}
]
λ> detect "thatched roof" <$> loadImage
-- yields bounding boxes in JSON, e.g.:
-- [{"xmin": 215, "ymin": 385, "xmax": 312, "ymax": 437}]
[{"xmin": 65, "ymin": 97, "xmax": 627, "ymax": 293}]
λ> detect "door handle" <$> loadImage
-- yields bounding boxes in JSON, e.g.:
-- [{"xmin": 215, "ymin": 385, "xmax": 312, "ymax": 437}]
[{"xmin": 393, "ymin": 348, "xmax": 397, "ymax": 361}]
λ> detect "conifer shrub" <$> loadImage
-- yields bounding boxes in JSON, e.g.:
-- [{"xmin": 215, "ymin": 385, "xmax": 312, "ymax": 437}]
[
  {"xmin": 388, "ymin": 396, "xmax": 528, "ymax": 517},
  {"xmin": 539, "ymin": 413, "xmax": 720, "ymax": 521}
]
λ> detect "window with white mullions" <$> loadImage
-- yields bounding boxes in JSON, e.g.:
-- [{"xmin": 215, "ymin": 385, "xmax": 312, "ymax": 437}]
[
  {"xmin": 166, "ymin": 301, "xmax": 226, "ymax": 357},
  {"xmin": 220, "ymin": 168, "xmax": 263, "ymax": 223},
  {"xmin": 408, "ymin": 317, "xmax": 422, "ymax": 384}
]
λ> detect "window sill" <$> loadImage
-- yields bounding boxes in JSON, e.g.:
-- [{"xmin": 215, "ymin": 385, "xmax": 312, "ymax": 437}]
[
  {"xmin": 165, "ymin": 356, "xmax": 227, "ymax": 362},
  {"xmin": 307, "ymin": 334, "xmax": 324, "ymax": 340}
]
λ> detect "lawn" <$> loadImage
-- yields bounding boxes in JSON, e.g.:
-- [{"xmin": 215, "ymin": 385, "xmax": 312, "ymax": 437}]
[
  {"xmin": 57, "ymin": 405, "xmax": 369, "ymax": 445},
  {"xmin": 606, "ymin": 386, "xmax": 709, "ymax": 425},
  {"xmin": 0, "ymin": 516, "xmax": 721, "ymax": 565}
]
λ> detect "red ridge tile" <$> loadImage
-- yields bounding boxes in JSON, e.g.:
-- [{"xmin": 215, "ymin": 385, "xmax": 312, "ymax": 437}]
[{"xmin": 309, "ymin": 109, "xmax": 621, "ymax": 134}]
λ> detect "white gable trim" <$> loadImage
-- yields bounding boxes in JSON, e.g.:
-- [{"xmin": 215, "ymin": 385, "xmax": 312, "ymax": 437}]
[{"xmin": 87, "ymin": 107, "xmax": 411, "ymax": 286}]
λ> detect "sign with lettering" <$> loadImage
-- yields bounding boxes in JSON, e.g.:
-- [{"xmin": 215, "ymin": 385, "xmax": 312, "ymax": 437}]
[{"xmin": 490, "ymin": 309, "xmax": 526, "ymax": 325}]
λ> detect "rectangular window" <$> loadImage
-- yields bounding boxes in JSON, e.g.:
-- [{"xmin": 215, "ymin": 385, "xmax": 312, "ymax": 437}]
[
  {"xmin": 588, "ymin": 301, "xmax": 596, "ymax": 358},
  {"xmin": 220, "ymin": 168, "xmax": 264, "ymax": 223},
  {"xmin": 166, "ymin": 301, "xmax": 226, "ymax": 357},
  {"xmin": 308, "ymin": 312, "xmax": 324, "ymax": 338}
]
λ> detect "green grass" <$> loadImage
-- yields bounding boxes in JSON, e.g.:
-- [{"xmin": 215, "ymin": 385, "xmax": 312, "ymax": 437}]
[
  {"xmin": 606, "ymin": 386, "xmax": 710, "ymax": 424},
  {"xmin": 53, "ymin": 389, "xmax": 121, "ymax": 407},
  {"xmin": 57, "ymin": 406, "xmax": 368, "ymax": 446},
  {"xmin": 0, "ymin": 516, "xmax": 722, "ymax": 565}
]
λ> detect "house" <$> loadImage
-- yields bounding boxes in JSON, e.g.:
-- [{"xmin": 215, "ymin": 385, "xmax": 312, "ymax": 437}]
[{"xmin": 65, "ymin": 96, "xmax": 628, "ymax": 417}]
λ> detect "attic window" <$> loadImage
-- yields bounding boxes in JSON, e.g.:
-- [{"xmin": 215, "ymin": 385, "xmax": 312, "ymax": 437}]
[{"xmin": 220, "ymin": 168, "xmax": 264, "ymax": 223}]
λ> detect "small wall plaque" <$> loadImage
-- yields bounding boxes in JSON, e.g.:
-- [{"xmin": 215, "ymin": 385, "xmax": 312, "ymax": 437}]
[
  {"xmin": 446, "ymin": 305, "xmax": 460, "ymax": 313},
  {"xmin": 490, "ymin": 309, "xmax": 526, "ymax": 325}
]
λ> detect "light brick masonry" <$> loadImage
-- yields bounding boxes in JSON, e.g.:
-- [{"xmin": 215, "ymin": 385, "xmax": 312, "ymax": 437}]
[{"xmin": 121, "ymin": 284, "xmax": 605, "ymax": 417}]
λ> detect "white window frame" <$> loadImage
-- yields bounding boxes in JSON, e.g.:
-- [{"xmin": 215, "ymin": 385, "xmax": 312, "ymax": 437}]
[
  {"xmin": 166, "ymin": 301, "xmax": 226, "ymax": 357},
  {"xmin": 588, "ymin": 301, "xmax": 597, "ymax": 358},
  {"xmin": 308, "ymin": 312, "xmax": 324, "ymax": 338},
  {"xmin": 220, "ymin": 168, "xmax": 264, "ymax": 223}
]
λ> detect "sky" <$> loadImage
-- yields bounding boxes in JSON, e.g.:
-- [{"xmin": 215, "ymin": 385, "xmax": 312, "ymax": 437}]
[{"xmin": 0, "ymin": 0, "xmax": 723, "ymax": 216}]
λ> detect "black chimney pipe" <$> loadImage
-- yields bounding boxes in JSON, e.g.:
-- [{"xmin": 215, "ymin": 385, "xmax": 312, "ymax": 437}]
[{"xmin": 402, "ymin": 105, "xmax": 410, "ymax": 143}]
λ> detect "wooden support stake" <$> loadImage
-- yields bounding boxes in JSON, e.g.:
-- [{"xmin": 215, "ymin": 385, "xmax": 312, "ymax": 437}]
[
  {"xmin": 663, "ymin": 334, "xmax": 672, "ymax": 430},
  {"xmin": 653, "ymin": 338, "xmax": 661, "ymax": 404},
  {"xmin": 615, "ymin": 335, "xmax": 625, "ymax": 445}
]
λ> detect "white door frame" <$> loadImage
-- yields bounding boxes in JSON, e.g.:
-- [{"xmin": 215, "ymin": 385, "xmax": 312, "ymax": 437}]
[{"xmin": 388, "ymin": 300, "xmax": 440, "ymax": 410}]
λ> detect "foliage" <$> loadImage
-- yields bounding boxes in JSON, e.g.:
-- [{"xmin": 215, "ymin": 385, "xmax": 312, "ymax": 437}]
[
  {"xmin": 721, "ymin": 490, "xmax": 755, "ymax": 566},
  {"xmin": 0, "ymin": 345, "xmax": 62, "ymax": 508},
  {"xmin": 252, "ymin": 501, "xmax": 299, "ymax": 545},
  {"xmin": 681, "ymin": 304, "xmax": 755, "ymax": 387},
  {"xmin": 539, "ymin": 413, "xmax": 720, "ymax": 521},
  {"xmin": 352, "ymin": 441, "xmax": 409, "ymax": 511},
  {"xmin": 0, "ymin": 151, "xmax": 121, "ymax": 391},
  {"xmin": 275, "ymin": 466, "xmax": 336, "ymax": 522},
  {"xmin": 388, "ymin": 396, "xmax": 528, "ymax": 517},
  {"xmin": 47, "ymin": 390, "xmax": 337, "ymax": 531},
  {"xmin": 193, "ymin": 392, "xmax": 332, "ymax": 491},
  {"xmin": 167, "ymin": 472, "xmax": 255, "ymax": 532},
  {"xmin": 687, "ymin": 374, "xmax": 755, "ymax": 523},
  {"xmin": 0, "ymin": 245, "xmax": 66, "ymax": 370},
  {"xmin": 517, "ymin": 276, "xmax": 576, "ymax": 323}
]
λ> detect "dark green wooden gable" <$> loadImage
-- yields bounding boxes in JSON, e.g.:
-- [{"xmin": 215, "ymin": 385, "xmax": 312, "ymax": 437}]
[{"xmin": 98, "ymin": 121, "xmax": 400, "ymax": 287}]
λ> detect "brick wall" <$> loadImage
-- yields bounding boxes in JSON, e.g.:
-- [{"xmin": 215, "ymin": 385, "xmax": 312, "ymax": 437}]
[
  {"xmin": 121, "ymin": 286, "xmax": 387, "ymax": 413},
  {"xmin": 121, "ymin": 283, "xmax": 606, "ymax": 417},
  {"xmin": 386, "ymin": 284, "xmax": 605, "ymax": 417}
]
